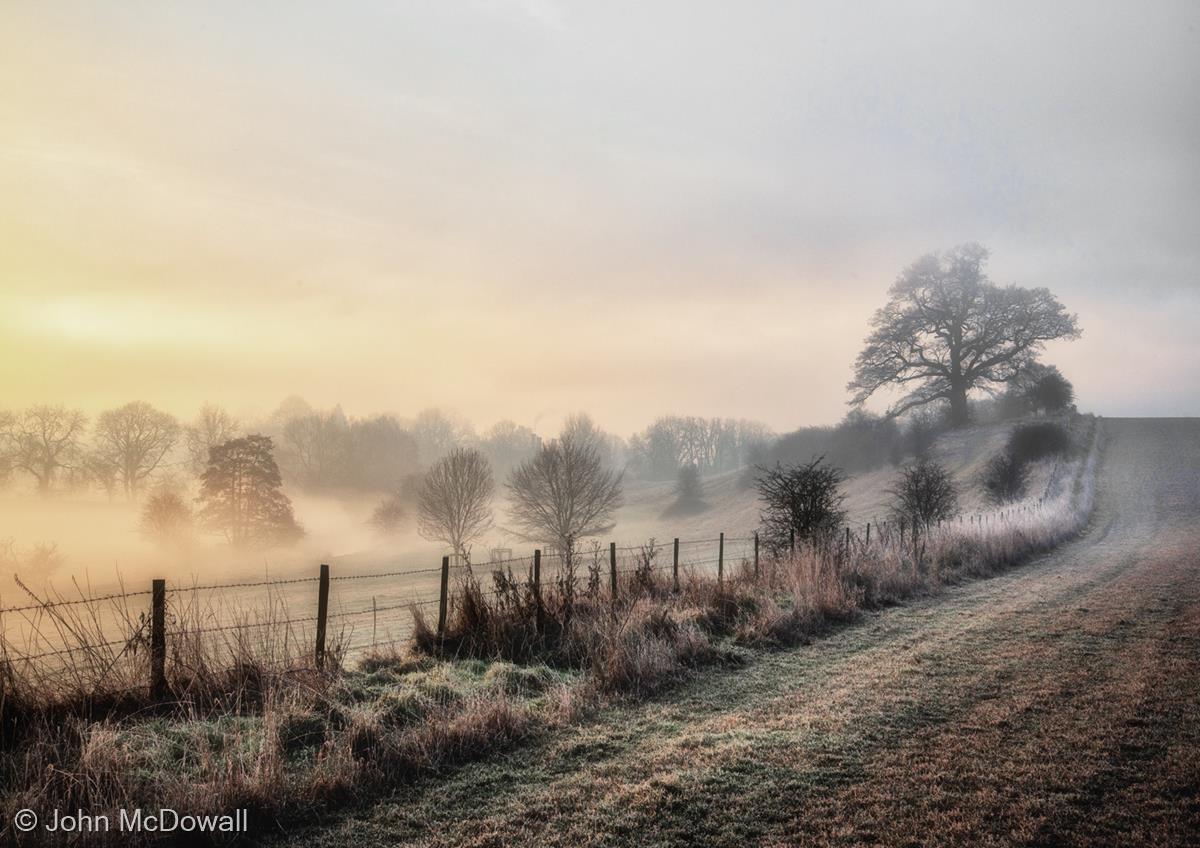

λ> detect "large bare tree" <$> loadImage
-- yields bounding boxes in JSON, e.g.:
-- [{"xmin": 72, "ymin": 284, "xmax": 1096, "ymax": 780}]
[
  {"xmin": 848, "ymin": 244, "xmax": 1080, "ymax": 426},
  {"xmin": 417, "ymin": 447, "xmax": 494, "ymax": 558},
  {"xmin": 2, "ymin": 405, "xmax": 88, "ymax": 493},
  {"xmin": 507, "ymin": 429, "xmax": 624, "ymax": 554},
  {"xmin": 93, "ymin": 401, "xmax": 181, "ymax": 499}
]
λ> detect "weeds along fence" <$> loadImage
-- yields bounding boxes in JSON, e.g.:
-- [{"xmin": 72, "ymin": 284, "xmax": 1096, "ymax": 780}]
[
  {"xmin": 0, "ymin": 418, "xmax": 1099, "ymax": 700},
  {"xmin": 0, "ymin": 537, "xmax": 752, "ymax": 695},
  {"xmin": 0, "ymin": 486, "xmax": 1079, "ymax": 702}
]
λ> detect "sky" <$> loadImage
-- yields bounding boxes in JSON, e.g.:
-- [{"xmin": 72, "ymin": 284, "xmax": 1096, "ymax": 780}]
[{"xmin": 2, "ymin": 1, "xmax": 1198, "ymax": 437}]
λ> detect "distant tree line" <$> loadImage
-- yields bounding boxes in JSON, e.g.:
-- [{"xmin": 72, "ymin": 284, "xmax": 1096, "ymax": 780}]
[
  {"xmin": 0, "ymin": 402, "xmax": 181, "ymax": 498},
  {"xmin": 0, "ymin": 369, "xmax": 1073, "ymax": 507},
  {"xmin": 626, "ymin": 416, "xmax": 772, "ymax": 480}
]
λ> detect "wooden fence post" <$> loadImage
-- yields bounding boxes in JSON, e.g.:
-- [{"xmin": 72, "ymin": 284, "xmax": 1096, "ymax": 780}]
[
  {"xmin": 150, "ymin": 578, "xmax": 166, "ymax": 698},
  {"xmin": 844, "ymin": 526, "xmax": 850, "ymax": 555},
  {"xmin": 789, "ymin": 527, "xmax": 796, "ymax": 555},
  {"xmin": 609, "ymin": 542, "xmax": 618, "ymax": 602},
  {"xmin": 753, "ymin": 532, "xmax": 760, "ymax": 579},
  {"xmin": 437, "ymin": 555, "xmax": 450, "ymax": 638},
  {"xmin": 672, "ymin": 537, "xmax": 680, "ymax": 593},
  {"xmin": 865, "ymin": 522, "xmax": 871, "ymax": 546},
  {"xmin": 718, "ymin": 532, "xmax": 724, "ymax": 584},
  {"xmin": 533, "ymin": 549, "xmax": 543, "ymax": 635},
  {"xmin": 315, "ymin": 563, "xmax": 330, "ymax": 670}
]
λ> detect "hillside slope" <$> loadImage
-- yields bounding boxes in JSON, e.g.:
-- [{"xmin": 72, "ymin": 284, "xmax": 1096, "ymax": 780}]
[
  {"xmin": 281, "ymin": 418, "xmax": 1200, "ymax": 847},
  {"xmin": 613, "ymin": 418, "xmax": 1050, "ymax": 543}
]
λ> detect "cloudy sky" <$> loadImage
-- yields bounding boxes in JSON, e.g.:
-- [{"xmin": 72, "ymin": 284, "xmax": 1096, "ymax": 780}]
[{"xmin": 2, "ymin": 1, "xmax": 1197, "ymax": 436}]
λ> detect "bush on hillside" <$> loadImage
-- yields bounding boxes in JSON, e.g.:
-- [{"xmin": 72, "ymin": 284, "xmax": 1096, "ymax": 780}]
[
  {"xmin": 982, "ymin": 452, "xmax": 1030, "ymax": 503},
  {"xmin": 1007, "ymin": 422, "xmax": 1071, "ymax": 466},
  {"xmin": 755, "ymin": 456, "xmax": 846, "ymax": 554},
  {"xmin": 769, "ymin": 411, "xmax": 901, "ymax": 475},
  {"xmin": 888, "ymin": 459, "xmax": 958, "ymax": 525}
]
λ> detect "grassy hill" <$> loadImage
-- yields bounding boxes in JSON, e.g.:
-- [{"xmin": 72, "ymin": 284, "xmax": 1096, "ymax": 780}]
[{"xmin": 612, "ymin": 418, "xmax": 1055, "ymax": 544}]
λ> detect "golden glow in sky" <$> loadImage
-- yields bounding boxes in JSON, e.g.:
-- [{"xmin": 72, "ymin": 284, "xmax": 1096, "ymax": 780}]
[{"xmin": 2, "ymin": 2, "xmax": 1198, "ymax": 434}]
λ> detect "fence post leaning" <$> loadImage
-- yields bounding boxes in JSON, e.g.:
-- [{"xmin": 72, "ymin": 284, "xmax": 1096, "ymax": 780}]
[
  {"xmin": 609, "ymin": 542, "xmax": 618, "ymax": 603},
  {"xmin": 533, "ymin": 549, "xmax": 543, "ymax": 636},
  {"xmin": 753, "ymin": 532, "xmax": 760, "ymax": 579},
  {"xmin": 315, "ymin": 563, "xmax": 330, "ymax": 670},
  {"xmin": 150, "ymin": 578, "xmax": 166, "ymax": 699},
  {"xmin": 437, "ymin": 555, "xmax": 450, "ymax": 639},
  {"xmin": 718, "ymin": 532, "xmax": 724, "ymax": 584},
  {"xmin": 673, "ymin": 538, "xmax": 680, "ymax": 593}
]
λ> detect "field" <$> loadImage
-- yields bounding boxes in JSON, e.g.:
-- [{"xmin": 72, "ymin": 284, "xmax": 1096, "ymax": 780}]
[{"xmin": 270, "ymin": 418, "xmax": 1200, "ymax": 846}]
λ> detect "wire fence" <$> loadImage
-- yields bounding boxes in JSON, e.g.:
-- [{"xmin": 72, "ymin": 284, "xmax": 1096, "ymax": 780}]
[{"xmin": 0, "ymin": 497, "xmax": 1060, "ymax": 684}]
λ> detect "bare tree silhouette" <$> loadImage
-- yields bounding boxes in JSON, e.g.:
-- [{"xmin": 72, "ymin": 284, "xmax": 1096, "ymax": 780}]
[
  {"xmin": 1, "ymin": 405, "xmax": 88, "ymax": 493},
  {"xmin": 185, "ymin": 403, "xmax": 240, "ymax": 476},
  {"xmin": 508, "ymin": 429, "xmax": 624, "ymax": 554},
  {"xmin": 888, "ymin": 459, "xmax": 958, "ymax": 525},
  {"xmin": 416, "ymin": 447, "xmax": 495, "ymax": 558},
  {"xmin": 755, "ymin": 457, "xmax": 846, "ymax": 554},
  {"xmin": 93, "ymin": 401, "xmax": 180, "ymax": 499},
  {"xmin": 849, "ymin": 244, "xmax": 1080, "ymax": 426}
]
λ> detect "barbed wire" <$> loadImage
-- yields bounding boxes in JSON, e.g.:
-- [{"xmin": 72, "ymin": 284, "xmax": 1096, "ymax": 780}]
[
  {"xmin": 171, "ymin": 575, "xmax": 322, "ymax": 594},
  {"xmin": 0, "ymin": 588, "xmax": 155, "ymax": 616},
  {"xmin": 12, "ymin": 635, "xmax": 141, "ymax": 662},
  {"xmin": 330, "ymin": 564, "xmax": 450, "ymax": 582}
]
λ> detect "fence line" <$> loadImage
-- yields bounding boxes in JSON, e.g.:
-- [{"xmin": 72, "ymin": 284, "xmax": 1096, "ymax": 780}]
[{"xmin": 1, "ymin": 501, "xmax": 1057, "ymax": 688}]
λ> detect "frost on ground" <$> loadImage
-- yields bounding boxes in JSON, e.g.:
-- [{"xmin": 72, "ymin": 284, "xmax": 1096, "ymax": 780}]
[{"xmin": 281, "ymin": 419, "xmax": 1200, "ymax": 848}]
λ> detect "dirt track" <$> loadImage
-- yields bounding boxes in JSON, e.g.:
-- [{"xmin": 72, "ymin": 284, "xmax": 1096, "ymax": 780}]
[{"xmin": 286, "ymin": 418, "xmax": 1200, "ymax": 847}]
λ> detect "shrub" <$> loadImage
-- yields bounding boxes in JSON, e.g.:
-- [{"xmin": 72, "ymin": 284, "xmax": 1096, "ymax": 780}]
[
  {"xmin": 888, "ymin": 459, "xmax": 958, "ymax": 524},
  {"xmin": 1024, "ymin": 369, "xmax": 1075, "ymax": 413},
  {"xmin": 1007, "ymin": 422, "xmax": 1071, "ymax": 465},
  {"xmin": 369, "ymin": 494, "xmax": 407, "ymax": 532},
  {"xmin": 755, "ymin": 456, "xmax": 846, "ymax": 554},
  {"xmin": 982, "ymin": 452, "xmax": 1029, "ymax": 503},
  {"xmin": 769, "ymin": 411, "xmax": 901, "ymax": 475},
  {"xmin": 140, "ymin": 490, "xmax": 194, "ymax": 546}
]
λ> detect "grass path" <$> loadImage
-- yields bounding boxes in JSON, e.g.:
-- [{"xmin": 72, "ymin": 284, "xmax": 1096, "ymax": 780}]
[{"xmin": 276, "ymin": 419, "xmax": 1200, "ymax": 847}]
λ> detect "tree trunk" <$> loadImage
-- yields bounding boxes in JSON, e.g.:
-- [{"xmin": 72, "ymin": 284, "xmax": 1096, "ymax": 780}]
[{"xmin": 949, "ymin": 383, "xmax": 970, "ymax": 427}]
